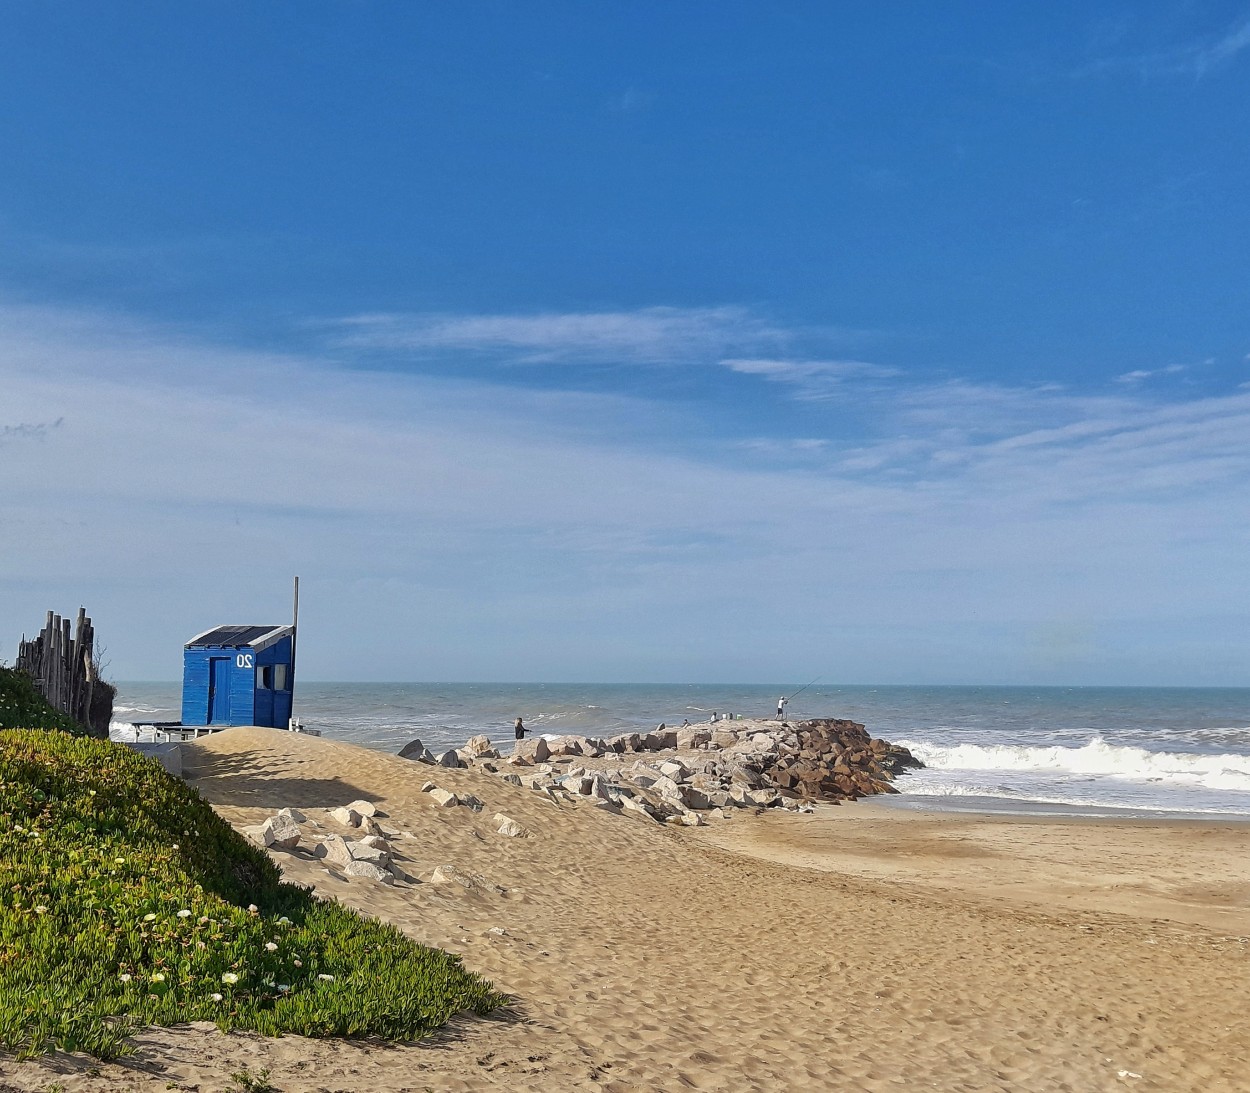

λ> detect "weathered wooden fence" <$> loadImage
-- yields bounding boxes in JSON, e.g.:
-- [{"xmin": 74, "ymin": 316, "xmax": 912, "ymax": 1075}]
[{"xmin": 15, "ymin": 608, "xmax": 104, "ymax": 735}]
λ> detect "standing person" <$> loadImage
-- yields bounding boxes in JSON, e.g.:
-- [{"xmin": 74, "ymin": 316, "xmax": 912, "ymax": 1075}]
[
  {"xmin": 514, "ymin": 716, "xmax": 527, "ymax": 740},
  {"xmin": 777, "ymin": 696, "xmax": 788, "ymax": 719}
]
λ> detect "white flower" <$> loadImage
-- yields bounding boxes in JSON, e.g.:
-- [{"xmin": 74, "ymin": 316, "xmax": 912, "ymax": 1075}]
[
  {"xmin": 277, "ymin": 916, "xmax": 291, "ymax": 926},
  {"xmin": 221, "ymin": 972, "xmax": 239, "ymax": 985},
  {"xmin": 34, "ymin": 905, "xmax": 47, "ymax": 914},
  {"xmin": 119, "ymin": 973, "xmax": 132, "ymax": 983},
  {"xmin": 198, "ymin": 916, "xmax": 209, "ymax": 924},
  {"xmin": 265, "ymin": 942, "xmax": 278, "ymax": 952},
  {"xmin": 150, "ymin": 973, "xmax": 166, "ymax": 983},
  {"xmin": 177, "ymin": 909, "xmax": 192, "ymax": 918},
  {"xmin": 143, "ymin": 913, "xmax": 156, "ymax": 922},
  {"xmin": 114, "ymin": 857, "xmax": 125, "ymax": 864},
  {"xmin": 171, "ymin": 843, "xmax": 179, "ymax": 850},
  {"xmin": 247, "ymin": 904, "xmax": 258, "ymax": 913},
  {"xmin": 317, "ymin": 973, "xmax": 334, "ymax": 981},
  {"xmin": 211, "ymin": 992, "xmax": 223, "ymax": 1002},
  {"xmin": 278, "ymin": 983, "xmax": 290, "ymax": 991},
  {"xmin": 293, "ymin": 959, "xmax": 303, "ymax": 967}
]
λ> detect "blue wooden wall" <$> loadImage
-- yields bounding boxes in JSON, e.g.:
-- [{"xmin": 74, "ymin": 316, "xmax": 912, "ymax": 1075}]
[{"xmin": 181, "ymin": 634, "xmax": 294, "ymax": 727}]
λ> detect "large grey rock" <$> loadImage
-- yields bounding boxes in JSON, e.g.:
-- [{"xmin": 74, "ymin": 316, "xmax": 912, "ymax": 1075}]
[
  {"xmin": 313, "ymin": 833, "xmax": 354, "ymax": 866},
  {"xmin": 398, "ymin": 739, "xmax": 426, "ymax": 760},
  {"xmin": 681, "ymin": 785, "xmax": 717, "ymax": 810},
  {"xmin": 330, "ymin": 806, "xmax": 363, "ymax": 828},
  {"xmin": 463, "ymin": 734, "xmax": 496, "ymax": 758},
  {"xmin": 358, "ymin": 834, "xmax": 391, "ymax": 853},
  {"xmin": 676, "ymin": 728, "xmax": 712, "ymax": 750},
  {"xmin": 344, "ymin": 860, "xmax": 394, "ymax": 884},
  {"xmin": 499, "ymin": 773, "xmax": 523, "ymax": 786},
  {"xmin": 658, "ymin": 760, "xmax": 688, "ymax": 780},
  {"xmin": 619, "ymin": 796, "xmax": 659, "ymax": 821},
  {"xmin": 651, "ymin": 774, "xmax": 684, "ymax": 800},
  {"xmin": 650, "ymin": 796, "xmax": 688, "ymax": 819},
  {"xmin": 260, "ymin": 813, "xmax": 302, "ymax": 850},
  {"xmin": 349, "ymin": 842, "xmax": 392, "ymax": 868},
  {"xmin": 494, "ymin": 813, "xmax": 528, "ymax": 837},
  {"xmin": 428, "ymin": 788, "xmax": 459, "ymax": 808},
  {"xmin": 277, "ymin": 807, "xmax": 307, "ymax": 824},
  {"xmin": 509, "ymin": 737, "xmax": 551, "ymax": 765},
  {"xmin": 728, "ymin": 765, "xmax": 764, "ymax": 789},
  {"xmin": 429, "ymin": 864, "xmax": 474, "ymax": 888},
  {"xmin": 345, "ymin": 799, "xmax": 378, "ymax": 817},
  {"xmin": 437, "ymin": 749, "xmax": 464, "ymax": 768}
]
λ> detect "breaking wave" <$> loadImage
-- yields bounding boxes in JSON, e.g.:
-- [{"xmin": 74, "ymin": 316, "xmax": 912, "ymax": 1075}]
[{"xmin": 896, "ymin": 736, "xmax": 1250, "ymax": 795}]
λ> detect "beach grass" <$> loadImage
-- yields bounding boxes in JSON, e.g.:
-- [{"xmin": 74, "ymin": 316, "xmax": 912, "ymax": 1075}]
[{"xmin": 0, "ymin": 670, "xmax": 506, "ymax": 1060}]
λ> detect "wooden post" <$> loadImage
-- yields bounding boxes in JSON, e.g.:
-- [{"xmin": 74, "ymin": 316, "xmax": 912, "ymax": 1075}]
[{"xmin": 15, "ymin": 607, "xmax": 104, "ymax": 735}]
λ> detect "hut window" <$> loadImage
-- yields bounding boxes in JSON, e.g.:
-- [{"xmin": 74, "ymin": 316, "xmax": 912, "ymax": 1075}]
[
  {"xmin": 256, "ymin": 665, "xmax": 273, "ymax": 690},
  {"xmin": 274, "ymin": 664, "xmax": 289, "ymax": 690}
]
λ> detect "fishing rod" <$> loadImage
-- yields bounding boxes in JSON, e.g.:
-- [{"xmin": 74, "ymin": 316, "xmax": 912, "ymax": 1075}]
[{"xmin": 786, "ymin": 676, "xmax": 822, "ymax": 703}]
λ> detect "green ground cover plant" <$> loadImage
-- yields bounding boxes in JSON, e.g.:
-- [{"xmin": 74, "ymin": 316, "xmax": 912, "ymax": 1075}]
[
  {"xmin": 0, "ymin": 699, "xmax": 506, "ymax": 1060},
  {"xmin": 0, "ymin": 667, "xmax": 83, "ymax": 735}
]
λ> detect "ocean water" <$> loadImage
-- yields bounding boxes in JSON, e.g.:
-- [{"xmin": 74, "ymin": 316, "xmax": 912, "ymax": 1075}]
[{"xmin": 111, "ymin": 682, "xmax": 1250, "ymax": 819}]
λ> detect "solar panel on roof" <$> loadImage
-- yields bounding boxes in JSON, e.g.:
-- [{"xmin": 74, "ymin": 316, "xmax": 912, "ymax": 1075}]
[{"xmin": 189, "ymin": 625, "xmax": 284, "ymax": 647}]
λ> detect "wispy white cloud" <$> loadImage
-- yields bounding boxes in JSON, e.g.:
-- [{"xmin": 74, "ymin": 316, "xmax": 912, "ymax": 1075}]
[
  {"xmin": 721, "ymin": 358, "xmax": 899, "ymax": 400},
  {"xmin": 606, "ymin": 86, "xmax": 655, "ymax": 113},
  {"xmin": 1076, "ymin": 12, "xmax": 1250, "ymax": 80},
  {"xmin": 1195, "ymin": 15, "xmax": 1250, "ymax": 73},
  {"xmin": 333, "ymin": 306, "xmax": 789, "ymax": 364},
  {"xmin": 4, "ymin": 301, "xmax": 1249, "ymax": 683},
  {"xmin": 1116, "ymin": 363, "xmax": 1186, "ymax": 384}
]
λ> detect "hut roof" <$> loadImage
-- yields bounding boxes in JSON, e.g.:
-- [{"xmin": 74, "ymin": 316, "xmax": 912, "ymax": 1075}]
[{"xmin": 185, "ymin": 625, "xmax": 292, "ymax": 651}]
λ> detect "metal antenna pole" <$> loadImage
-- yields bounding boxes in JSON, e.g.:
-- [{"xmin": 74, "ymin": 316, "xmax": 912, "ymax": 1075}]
[{"xmin": 290, "ymin": 576, "xmax": 299, "ymax": 728}]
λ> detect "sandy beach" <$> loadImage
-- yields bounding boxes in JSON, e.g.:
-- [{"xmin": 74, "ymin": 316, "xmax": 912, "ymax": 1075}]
[{"xmin": 5, "ymin": 726, "xmax": 1250, "ymax": 1092}]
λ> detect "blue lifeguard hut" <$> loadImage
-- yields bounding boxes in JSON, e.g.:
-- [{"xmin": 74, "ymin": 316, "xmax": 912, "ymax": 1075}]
[{"xmin": 181, "ymin": 624, "xmax": 296, "ymax": 728}]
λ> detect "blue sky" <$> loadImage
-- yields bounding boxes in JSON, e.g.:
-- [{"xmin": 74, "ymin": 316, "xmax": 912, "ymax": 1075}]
[{"xmin": 2, "ymin": 2, "xmax": 1249, "ymax": 684}]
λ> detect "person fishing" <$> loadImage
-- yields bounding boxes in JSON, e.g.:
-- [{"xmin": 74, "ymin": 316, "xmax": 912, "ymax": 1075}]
[{"xmin": 777, "ymin": 677, "xmax": 821, "ymax": 720}]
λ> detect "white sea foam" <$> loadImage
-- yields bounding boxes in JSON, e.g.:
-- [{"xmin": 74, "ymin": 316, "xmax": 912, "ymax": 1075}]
[{"xmin": 897, "ymin": 736, "xmax": 1250, "ymax": 795}]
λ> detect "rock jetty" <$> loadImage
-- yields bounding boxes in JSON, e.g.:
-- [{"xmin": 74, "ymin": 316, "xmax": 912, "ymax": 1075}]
[
  {"xmin": 238, "ymin": 718, "xmax": 922, "ymax": 888},
  {"xmin": 398, "ymin": 718, "xmax": 922, "ymax": 825}
]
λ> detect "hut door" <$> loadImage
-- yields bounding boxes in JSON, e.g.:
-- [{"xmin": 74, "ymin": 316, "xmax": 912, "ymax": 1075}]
[{"xmin": 208, "ymin": 657, "xmax": 233, "ymax": 723}]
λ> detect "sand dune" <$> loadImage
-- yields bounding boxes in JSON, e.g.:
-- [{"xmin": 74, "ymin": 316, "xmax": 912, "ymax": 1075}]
[{"xmin": 5, "ymin": 727, "xmax": 1250, "ymax": 1092}]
